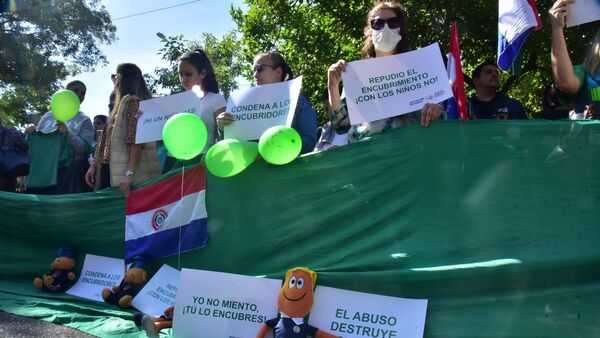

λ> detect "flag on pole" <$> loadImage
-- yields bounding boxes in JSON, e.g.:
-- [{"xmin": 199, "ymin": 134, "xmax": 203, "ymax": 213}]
[
  {"xmin": 497, "ymin": 0, "xmax": 542, "ymax": 71},
  {"xmin": 124, "ymin": 166, "xmax": 208, "ymax": 263},
  {"xmin": 446, "ymin": 22, "xmax": 469, "ymax": 120}
]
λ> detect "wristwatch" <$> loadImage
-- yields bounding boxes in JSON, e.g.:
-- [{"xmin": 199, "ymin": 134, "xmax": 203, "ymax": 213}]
[{"xmin": 125, "ymin": 169, "xmax": 135, "ymax": 177}]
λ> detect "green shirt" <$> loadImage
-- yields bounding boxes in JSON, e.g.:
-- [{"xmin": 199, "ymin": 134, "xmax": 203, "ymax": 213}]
[
  {"xmin": 26, "ymin": 132, "xmax": 73, "ymax": 188},
  {"xmin": 557, "ymin": 64, "xmax": 592, "ymax": 105}
]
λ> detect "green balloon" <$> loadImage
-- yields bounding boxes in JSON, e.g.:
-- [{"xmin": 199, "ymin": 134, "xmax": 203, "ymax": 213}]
[
  {"xmin": 50, "ymin": 90, "xmax": 80, "ymax": 122},
  {"xmin": 162, "ymin": 113, "xmax": 207, "ymax": 160},
  {"xmin": 258, "ymin": 126, "xmax": 302, "ymax": 165},
  {"xmin": 205, "ymin": 139, "xmax": 258, "ymax": 177}
]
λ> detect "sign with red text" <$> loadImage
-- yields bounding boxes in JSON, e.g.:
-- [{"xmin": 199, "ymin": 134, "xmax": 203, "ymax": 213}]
[
  {"xmin": 341, "ymin": 43, "xmax": 451, "ymax": 125},
  {"xmin": 172, "ymin": 268, "xmax": 281, "ymax": 338},
  {"xmin": 224, "ymin": 77, "xmax": 302, "ymax": 140},
  {"xmin": 309, "ymin": 286, "xmax": 428, "ymax": 338}
]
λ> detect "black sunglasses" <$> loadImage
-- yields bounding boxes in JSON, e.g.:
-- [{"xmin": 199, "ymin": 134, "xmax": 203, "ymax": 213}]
[
  {"xmin": 370, "ymin": 16, "xmax": 403, "ymax": 30},
  {"xmin": 253, "ymin": 64, "xmax": 278, "ymax": 74}
]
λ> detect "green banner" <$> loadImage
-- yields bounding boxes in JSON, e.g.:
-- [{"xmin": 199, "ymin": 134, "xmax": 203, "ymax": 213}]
[{"xmin": 1, "ymin": 121, "xmax": 599, "ymax": 337}]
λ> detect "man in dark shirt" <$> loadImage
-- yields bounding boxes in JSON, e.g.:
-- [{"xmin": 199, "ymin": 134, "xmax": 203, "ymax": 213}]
[{"xmin": 468, "ymin": 61, "xmax": 527, "ymax": 120}]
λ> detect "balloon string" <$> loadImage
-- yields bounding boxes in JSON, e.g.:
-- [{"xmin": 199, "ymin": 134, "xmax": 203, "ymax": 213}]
[{"xmin": 178, "ymin": 163, "xmax": 184, "ymax": 270}]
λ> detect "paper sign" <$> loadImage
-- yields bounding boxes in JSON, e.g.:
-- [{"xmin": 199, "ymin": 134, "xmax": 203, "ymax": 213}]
[
  {"xmin": 173, "ymin": 268, "xmax": 281, "ymax": 338},
  {"xmin": 66, "ymin": 254, "xmax": 124, "ymax": 302},
  {"xmin": 309, "ymin": 286, "xmax": 428, "ymax": 338},
  {"xmin": 342, "ymin": 43, "xmax": 452, "ymax": 125},
  {"xmin": 136, "ymin": 90, "xmax": 202, "ymax": 144},
  {"xmin": 131, "ymin": 264, "xmax": 180, "ymax": 316},
  {"xmin": 567, "ymin": 0, "xmax": 600, "ymax": 27},
  {"xmin": 224, "ymin": 76, "xmax": 303, "ymax": 140}
]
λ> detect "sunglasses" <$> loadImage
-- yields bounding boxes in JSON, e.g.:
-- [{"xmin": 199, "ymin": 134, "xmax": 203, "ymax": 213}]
[
  {"xmin": 253, "ymin": 64, "xmax": 277, "ymax": 74},
  {"xmin": 370, "ymin": 16, "xmax": 403, "ymax": 30}
]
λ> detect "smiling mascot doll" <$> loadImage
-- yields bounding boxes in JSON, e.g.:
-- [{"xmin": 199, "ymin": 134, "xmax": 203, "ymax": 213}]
[{"xmin": 257, "ymin": 267, "xmax": 338, "ymax": 338}]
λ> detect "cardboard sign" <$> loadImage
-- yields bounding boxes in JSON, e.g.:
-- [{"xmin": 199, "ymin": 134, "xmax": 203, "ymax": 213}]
[
  {"xmin": 566, "ymin": 0, "xmax": 600, "ymax": 27},
  {"xmin": 309, "ymin": 286, "xmax": 428, "ymax": 338},
  {"xmin": 66, "ymin": 254, "xmax": 124, "ymax": 302},
  {"xmin": 341, "ymin": 43, "xmax": 452, "ymax": 125},
  {"xmin": 131, "ymin": 264, "xmax": 180, "ymax": 316},
  {"xmin": 224, "ymin": 77, "xmax": 302, "ymax": 140},
  {"xmin": 173, "ymin": 268, "xmax": 281, "ymax": 338},
  {"xmin": 136, "ymin": 90, "xmax": 202, "ymax": 144}
]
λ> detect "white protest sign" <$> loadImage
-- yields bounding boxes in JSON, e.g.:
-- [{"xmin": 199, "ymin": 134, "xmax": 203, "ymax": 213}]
[
  {"xmin": 136, "ymin": 90, "xmax": 202, "ymax": 144},
  {"xmin": 567, "ymin": 0, "xmax": 600, "ymax": 27},
  {"xmin": 309, "ymin": 286, "xmax": 428, "ymax": 338},
  {"xmin": 224, "ymin": 76, "xmax": 302, "ymax": 140},
  {"xmin": 173, "ymin": 268, "xmax": 281, "ymax": 338},
  {"xmin": 131, "ymin": 264, "xmax": 180, "ymax": 316},
  {"xmin": 66, "ymin": 254, "xmax": 124, "ymax": 302},
  {"xmin": 342, "ymin": 43, "xmax": 452, "ymax": 125}
]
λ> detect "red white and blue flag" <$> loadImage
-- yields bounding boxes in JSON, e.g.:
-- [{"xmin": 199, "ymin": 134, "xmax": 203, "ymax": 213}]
[
  {"xmin": 497, "ymin": 0, "xmax": 542, "ymax": 71},
  {"xmin": 446, "ymin": 22, "xmax": 468, "ymax": 120},
  {"xmin": 124, "ymin": 166, "xmax": 208, "ymax": 263}
]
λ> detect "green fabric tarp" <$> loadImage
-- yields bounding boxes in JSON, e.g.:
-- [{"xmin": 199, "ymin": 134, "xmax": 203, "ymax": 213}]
[{"xmin": 1, "ymin": 120, "xmax": 599, "ymax": 337}]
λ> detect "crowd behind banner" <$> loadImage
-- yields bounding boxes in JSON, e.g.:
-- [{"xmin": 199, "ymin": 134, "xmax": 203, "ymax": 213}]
[{"xmin": 1, "ymin": 0, "xmax": 599, "ymax": 194}]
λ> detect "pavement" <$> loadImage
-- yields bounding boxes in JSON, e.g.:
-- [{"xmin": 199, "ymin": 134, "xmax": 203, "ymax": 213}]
[{"xmin": 0, "ymin": 311, "xmax": 95, "ymax": 338}]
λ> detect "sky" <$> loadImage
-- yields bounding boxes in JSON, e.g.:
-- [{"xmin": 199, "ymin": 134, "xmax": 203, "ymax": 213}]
[{"xmin": 68, "ymin": 0, "xmax": 246, "ymax": 120}]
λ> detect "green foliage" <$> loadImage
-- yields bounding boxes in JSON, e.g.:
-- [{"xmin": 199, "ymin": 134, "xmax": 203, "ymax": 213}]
[
  {"xmin": 152, "ymin": 31, "xmax": 244, "ymax": 99},
  {"xmin": 0, "ymin": 0, "xmax": 116, "ymax": 126},
  {"xmin": 231, "ymin": 0, "xmax": 597, "ymax": 121}
]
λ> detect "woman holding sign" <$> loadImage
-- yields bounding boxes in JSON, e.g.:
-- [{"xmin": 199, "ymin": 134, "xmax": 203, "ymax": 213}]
[
  {"xmin": 178, "ymin": 49, "xmax": 227, "ymax": 150},
  {"xmin": 85, "ymin": 63, "xmax": 160, "ymax": 196},
  {"xmin": 327, "ymin": 1, "xmax": 443, "ymax": 143},
  {"xmin": 550, "ymin": 0, "xmax": 600, "ymax": 113},
  {"xmin": 216, "ymin": 52, "xmax": 318, "ymax": 154}
]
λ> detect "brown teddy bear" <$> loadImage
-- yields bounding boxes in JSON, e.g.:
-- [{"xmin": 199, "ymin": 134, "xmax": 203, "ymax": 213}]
[
  {"xmin": 102, "ymin": 257, "xmax": 148, "ymax": 308},
  {"xmin": 34, "ymin": 247, "xmax": 77, "ymax": 293}
]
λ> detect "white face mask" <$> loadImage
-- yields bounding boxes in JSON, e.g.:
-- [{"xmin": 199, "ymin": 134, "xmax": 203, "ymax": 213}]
[{"xmin": 371, "ymin": 25, "xmax": 402, "ymax": 53}]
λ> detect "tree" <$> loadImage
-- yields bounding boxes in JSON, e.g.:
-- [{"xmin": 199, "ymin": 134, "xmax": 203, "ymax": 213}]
[
  {"xmin": 231, "ymin": 0, "xmax": 597, "ymax": 121},
  {"xmin": 151, "ymin": 31, "xmax": 244, "ymax": 99},
  {"xmin": 0, "ymin": 0, "xmax": 116, "ymax": 126}
]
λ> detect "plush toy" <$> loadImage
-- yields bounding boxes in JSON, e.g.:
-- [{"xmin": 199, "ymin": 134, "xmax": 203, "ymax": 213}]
[
  {"xmin": 34, "ymin": 247, "xmax": 77, "ymax": 292},
  {"xmin": 139, "ymin": 305, "xmax": 174, "ymax": 338},
  {"xmin": 257, "ymin": 267, "xmax": 338, "ymax": 338},
  {"xmin": 102, "ymin": 258, "xmax": 148, "ymax": 308}
]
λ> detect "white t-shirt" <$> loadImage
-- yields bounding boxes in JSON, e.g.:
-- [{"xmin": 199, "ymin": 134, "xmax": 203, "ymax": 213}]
[{"xmin": 199, "ymin": 91, "xmax": 227, "ymax": 153}]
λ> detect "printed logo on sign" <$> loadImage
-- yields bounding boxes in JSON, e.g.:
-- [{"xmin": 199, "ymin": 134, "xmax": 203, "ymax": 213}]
[{"xmin": 152, "ymin": 209, "xmax": 168, "ymax": 231}]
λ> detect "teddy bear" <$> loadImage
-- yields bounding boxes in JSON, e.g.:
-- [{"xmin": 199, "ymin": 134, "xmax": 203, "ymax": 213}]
[
  {"xmin": 102, "ymin": 257, "xmax": 148, "ymax": 308},
  {"xmin": 257, "ymin": 267, "xmax": 338, "ymax": 338},
  {"xmin": 34, "ymin": 247, "xmax": 77, "ymax": 293}
]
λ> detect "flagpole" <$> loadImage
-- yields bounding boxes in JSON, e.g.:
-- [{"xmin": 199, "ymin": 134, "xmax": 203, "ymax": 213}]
[{"xmin": 178, "ymin": 163, "xmax": 184, "ymax": 270}]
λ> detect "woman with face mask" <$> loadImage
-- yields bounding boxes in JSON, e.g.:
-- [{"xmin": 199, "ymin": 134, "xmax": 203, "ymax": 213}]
[
  {"xmin": 327, "ymin": 1, "xmax": 443, "ymax": 143},
  {"xmin": 216, "ymin": 52, "xmax": 318, "ymax": 154}
]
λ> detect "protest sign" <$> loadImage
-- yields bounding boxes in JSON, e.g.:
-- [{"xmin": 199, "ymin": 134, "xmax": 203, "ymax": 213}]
[
  {"xmin": 66, "ymin": 254, "xmax": 124, "ymax": 302},
  {"xmin": 310, "ymin": 286, "xmax": 428, "ymax": 338},
  {"xmin": 567, "ymin": 0, "xmax": 600, "ymax": 27},
  {"xmin": 136, "ymin": 90, "xmax": 202, "ymax": 144},
  {"xmin": 173, "ymin": 268, "xmax": 281, "ymax": 338},
  {"xmin": 224, "ymin": 77, "xmax": 302, "ymax": 140},
  {"xmin": 341, "ymin": 43, "xmax": 452, "ymax": 125},
  {"xmin": 131, "ymin": 264, "xmax": 180, "ymax": 316}
]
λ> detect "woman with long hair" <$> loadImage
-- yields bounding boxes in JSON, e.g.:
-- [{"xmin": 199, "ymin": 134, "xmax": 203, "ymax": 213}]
[
  {"xmin": 85, "ymin": 63, "xmax": 160, "ymax": 196},
  {"xmin": 327, "ymin": 1, "xmax": 443, "ymax": 143},
  {"xmin": 216, "ymin": 51, "xmax": 318, "ymax": 154}
]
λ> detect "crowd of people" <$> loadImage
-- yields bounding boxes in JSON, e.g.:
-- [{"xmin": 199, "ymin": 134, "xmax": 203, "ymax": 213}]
[{"xmin": 1, "ymin": 0, "xmax": 598, "ymax": 195}]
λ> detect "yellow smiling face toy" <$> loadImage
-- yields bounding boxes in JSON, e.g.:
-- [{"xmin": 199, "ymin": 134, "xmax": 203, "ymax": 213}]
[{"xmin": 257, "ymin": 267, "xmax": 338, "ymax": 338}]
